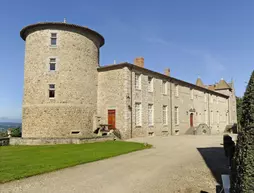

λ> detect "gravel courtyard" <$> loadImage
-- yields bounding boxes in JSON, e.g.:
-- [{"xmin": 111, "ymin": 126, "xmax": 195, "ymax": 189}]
[{"xmin": 0, "ymin": 135, "xmax": 229, "ymax": 193}]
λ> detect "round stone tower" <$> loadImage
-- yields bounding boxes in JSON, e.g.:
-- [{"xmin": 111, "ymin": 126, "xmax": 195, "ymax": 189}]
[{"xmin": 20, "ymin": 22, "xmax": 104, "ymax": 138}]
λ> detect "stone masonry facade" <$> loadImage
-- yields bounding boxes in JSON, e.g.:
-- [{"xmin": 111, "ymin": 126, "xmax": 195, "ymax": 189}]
[{"xmin": 20, "ymin": 22, "xmax": 237, "ymax": 139}]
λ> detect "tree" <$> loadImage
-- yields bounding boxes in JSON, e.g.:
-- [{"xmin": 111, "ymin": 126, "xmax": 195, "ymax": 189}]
[
  {"xmin": 236, "ymin": 96, "xmax": 243, "ymax": 129},
  {"xmin": 240, "ymin": 70, "xmax": 254, "ymax": 128},
  {"xmin": 231, "ymin": 70, "xmax": 254, "ymax": 192}
]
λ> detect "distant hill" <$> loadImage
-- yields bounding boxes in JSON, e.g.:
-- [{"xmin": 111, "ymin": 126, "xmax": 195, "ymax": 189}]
[{"xmin": 0, "ymin": 122, "xmax": 22, "ymax": 131}]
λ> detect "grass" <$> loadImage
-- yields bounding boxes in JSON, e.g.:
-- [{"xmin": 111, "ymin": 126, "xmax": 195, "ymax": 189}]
[{"xmin": 0, "ymin": 141, "xmax": 150, "ymax": 183}]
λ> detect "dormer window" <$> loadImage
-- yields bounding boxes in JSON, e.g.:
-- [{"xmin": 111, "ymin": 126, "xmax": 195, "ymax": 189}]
[{"xmin": 51, "ymin": 33, "xmax": 57, "ymax": 46}]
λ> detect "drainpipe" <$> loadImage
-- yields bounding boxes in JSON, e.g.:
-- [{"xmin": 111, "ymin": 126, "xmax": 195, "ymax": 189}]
[
  {"xmin": 208, "ymin": 94, "xmax": 210, "ymax": 131},
  {"xmin": 170, "ymin": 81, "xmax": 173, "ymax": 135},
  {"xmin": 130, "ymin": 66, "xmax": 133, "ymax": 138}
]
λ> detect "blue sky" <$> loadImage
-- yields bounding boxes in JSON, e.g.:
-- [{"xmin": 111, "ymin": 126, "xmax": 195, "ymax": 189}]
[{"xmin": 0, "ymin": 0, "xmax": 253, "ymax": 121}]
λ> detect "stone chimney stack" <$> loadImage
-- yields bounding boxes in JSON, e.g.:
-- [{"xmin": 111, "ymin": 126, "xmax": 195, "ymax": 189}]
[
  {"xmin": 164, "ymin": 68, "xmax": 170, "ymax": 76},
  {"xmin": 134, "ymin": 57, "xmax": 144, "ymax": 68}
]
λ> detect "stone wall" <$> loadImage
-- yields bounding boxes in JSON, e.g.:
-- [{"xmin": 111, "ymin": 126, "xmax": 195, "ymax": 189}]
[
  {"xmin": 97, "ymin": 67, "xmax": 130, "ymax": 139},
  {"xmin": 0, "ymin": 138, "xmax": 9, "ymax": 146},
  {"xmin": 22, "ymin": 25, "xmax": 102, "ymax": 138},
  {"xmin": 127, "ymin": 67, "xmax": 230, "ymax": 137},
  {"xmin": 9, "ymin": 136, "xmax": 114, "ymax": 145}
]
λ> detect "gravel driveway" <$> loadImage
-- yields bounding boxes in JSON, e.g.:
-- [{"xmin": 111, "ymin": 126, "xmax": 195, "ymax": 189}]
[{"xmin": 0, "ymin": 135, "xmax": 229, "ymax": 193}]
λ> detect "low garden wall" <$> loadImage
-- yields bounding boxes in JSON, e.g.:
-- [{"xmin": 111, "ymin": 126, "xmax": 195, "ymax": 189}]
[{"xmin": 9, "ymin": 135, "xmax": 114, "ymax": 145}]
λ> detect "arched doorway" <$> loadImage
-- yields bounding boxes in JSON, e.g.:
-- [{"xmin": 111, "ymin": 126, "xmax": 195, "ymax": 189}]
[{"xmin": 190, "ymin": 113, "xmax": 194, "ymax": 127}]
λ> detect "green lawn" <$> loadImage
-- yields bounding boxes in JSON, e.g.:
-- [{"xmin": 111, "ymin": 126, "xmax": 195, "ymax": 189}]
[{"xmin": 0, "ymin": 141, "xmax": 150, "ymax": 183}]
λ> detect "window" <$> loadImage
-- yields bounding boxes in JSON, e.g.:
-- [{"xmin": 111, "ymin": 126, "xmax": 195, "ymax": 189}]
[
  {"xmin": 49, "ymin": 84, "xmax": 55, "ymax": 98},
  {"xmin": 204, "ymin": 93, "xmax": 207, "ymax": 102},
  {"xmin": 217, "ymin": 111, "xmax": 220, "ymax": 124},
  {"xmin": 162, "ymin": 81, "xmax": 167, "ymax": 94},
  {"xmin": 49, "ymin": 58, "xmax": 56, "ymax": 71},
  {"xmin": 51, "ymin": 33, "xmax": 57, "ymax": 46},
  {"xmin": 204, "ymin": 110, "xmax": 208, "ymax": 124},
  {"xmin": 148, "ymin": 77, "xmax": 153, "ymax": 92},
  {"xmin": 210, "ymin": 94, "xmax": 213, "ymax": 103},
  {"xmin": 163, "ymin": 105, "xmax": 168, "ymax": 125},
  {"xmin": 135, "ymin": 103, "xmax": 142, "ymax": 126},
  {"xmin": 135, "ymin": 73, "xmax": 141, "ymax": 90},
  {"xmin": 148, "ymin": 104, "xmax": 153, "ymax": 126},
  {"xmin": 175, "ymin": 84, "xmax": 179, "ymax": 97},
  {"xmin": 190, "ymin": 89, "xmax": 194, "ymax": 100},
  {"xmin": 174, "ymin": 106, "xmax": 179, "ymax": 125}
]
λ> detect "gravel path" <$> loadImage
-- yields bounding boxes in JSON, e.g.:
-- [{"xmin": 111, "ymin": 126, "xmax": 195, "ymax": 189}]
[{"xmin": 0, "ymin": 135, "xmax": 229, "ymax": 193}]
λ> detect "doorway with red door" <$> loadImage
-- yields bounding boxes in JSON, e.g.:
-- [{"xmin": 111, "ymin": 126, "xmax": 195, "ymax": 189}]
[
  {"xmin": 190, "ymin": 113, "xmax": 194, "ymax": 127},
  {"xmin": 108, "ymin": 109, "xmax": 116, "ymax": 130}
]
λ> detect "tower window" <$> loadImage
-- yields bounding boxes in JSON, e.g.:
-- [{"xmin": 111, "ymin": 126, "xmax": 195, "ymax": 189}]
[
  {"xmin": 49, "ymin": 84, "xmax": 55, "ymax": 98},
  {"xmin": 51, "ymin": 33, "xmax": 57, "ymax": 46},
  {"xmin": 49, "ymin": 58, "xmax": 56, "ymax": 71}
]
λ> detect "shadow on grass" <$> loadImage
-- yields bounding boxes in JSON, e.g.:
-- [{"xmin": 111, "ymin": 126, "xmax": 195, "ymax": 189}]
[{"xmin": 197, "ymin": 147, "xmax": 229, "ymax": 192}]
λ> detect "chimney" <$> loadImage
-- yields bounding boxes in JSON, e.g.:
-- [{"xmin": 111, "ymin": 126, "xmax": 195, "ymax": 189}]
[
  {"xmin": 134, "ymin": 57, "xmax": 144, "ymax": 68},
  {"xmin": 164, "ymin": 68, "xmax": 170, "ymax": 76}
]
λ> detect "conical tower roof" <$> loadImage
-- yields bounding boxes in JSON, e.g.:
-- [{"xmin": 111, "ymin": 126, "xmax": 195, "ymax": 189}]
[
  {"xmin": 215, "ymin": 79, "xmax": 231, "ymax": 90},
  {"xmin": 196, "ymin": 78, "xmax": 205, "ymax": 88}
]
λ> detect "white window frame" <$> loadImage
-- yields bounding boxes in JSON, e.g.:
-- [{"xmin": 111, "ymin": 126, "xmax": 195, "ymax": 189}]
[
  {"xmin": 204, "ymin": 93, "xmax": 207, "ymax": 102},
  {"xmin": 49, "ymin": 84, "xmax": 55, "ymax": 99},
  {"xmin": 175, "ymin": 84, "xmax": 179, "ymax": 97},
  {"xmin": 210, "ymin": 94, "xmax": 213, "ymax": 103},
  {"xmin": 148, "ymin": 77, "xmax": 153, "ymax": 92},
  {"xmin": 163, "ymin": 105, "xmax": 168, "ymax": 125},
  {"xmin": 135, "ymin": 102, "xmax": 142, "ymax": 126},
  {"xmin": 162, "ymin": 81, "xmax": 167, "ymax": 95},
  {"xmin": 190, "ymin": 88, "xmax": 194, "ymax": 100},
  {"xmin": 135, "ymin": 73, "xmax": 141, "ymax": 90},
  {"xmin": 217, "ymin": 111, "xmax": 220, "ymax": 124},
  {"xmin": 50, "ymin": 33, "xmax": 57, "ymax": 46},
  {"xmin": 174, "ymin": 106, "xmax": 179, "ymax": 125},
  {"xmin": 49, "ymin": 58, "xmax": 56, "ymax": 71},
  {"xmin": 148, "ymin": 104, "xmax": 154, "ymax": 126}
]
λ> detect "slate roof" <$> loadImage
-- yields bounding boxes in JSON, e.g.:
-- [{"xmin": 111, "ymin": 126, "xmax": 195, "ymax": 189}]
[{"xmin": 20, "ymin": 22, "xmax": 105, "ymax": 47}]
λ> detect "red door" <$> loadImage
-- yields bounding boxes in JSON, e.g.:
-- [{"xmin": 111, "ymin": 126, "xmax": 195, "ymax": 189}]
[
  {"xmin": 190, "ymin": 113, "xmax": 194, "ymax": 127},
  {"xmin": 108, "ymin": 110, "xmax": 116, "ymax": 129}
]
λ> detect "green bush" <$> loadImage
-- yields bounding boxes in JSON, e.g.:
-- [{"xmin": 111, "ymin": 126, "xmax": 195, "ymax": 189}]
[
  {"xmin": 10, "ymin": 127, "xmax": 22, "ymax": 137},
  {"xmin": 0, "ymin": 131, "xmax": 8, "ymax": 137}
]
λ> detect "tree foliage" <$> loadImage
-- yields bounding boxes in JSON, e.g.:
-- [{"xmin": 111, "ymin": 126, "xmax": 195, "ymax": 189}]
[
  {"xmin": 240, "ymin": 71, "xmax": 254, "ymax": 128},
  {"xmin": 10, "ymin": 127, "xmax": 22, "ymax": 137},
  {"xmin": 231, "ymin": 70, "xmax": 254, "ymax": 193},
  {"xmin": 236, "ymin": 96, "xmax": 243, "ymax": 129}
]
